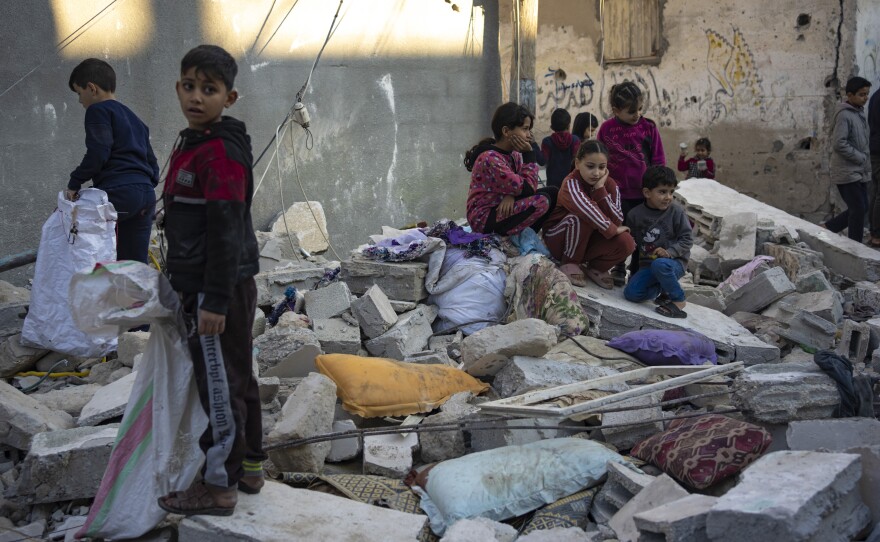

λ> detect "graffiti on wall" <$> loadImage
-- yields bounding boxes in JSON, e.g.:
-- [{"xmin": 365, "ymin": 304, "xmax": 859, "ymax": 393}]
[
  {"xmin": 863, "ymin": 39, "xmax": 880, "ymax": 86},
  {"xmin": 705, "ymin": 27, "xmax": 765, "ymax": 121},
  {"xmin": 539, "ymin": 68, "xmax": 596, "ymax": 113}
]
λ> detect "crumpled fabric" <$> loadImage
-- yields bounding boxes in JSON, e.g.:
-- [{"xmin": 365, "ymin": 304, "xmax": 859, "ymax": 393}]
[
  {"xmin": 358, "ymin": 228, "xmax": 444, "ymax": 262},
  {"xmin": 425, "ymin": 219, "xmax": 501, "ymax": 261},
  {"xmin": 508, "ymin": 227, "xmax": 552, "ymax": 257},
  {"xmin": 813, "ymin": 350, "xmax": 875, "ymax": 418},
  {"xmin": 719, "ymin": 256, "xmax": 775, "ymax": 291}
]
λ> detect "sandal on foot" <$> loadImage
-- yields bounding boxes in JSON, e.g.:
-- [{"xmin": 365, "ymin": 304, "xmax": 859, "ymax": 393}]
[
  {"xmin": 238, "ymin": 475, "xmax": 264, "ymax": 495},
  {"xmin": 583, "ymin": 267, "xmax": 614, "ymax": 289},
  {"xmin": 868, "ymin": 236, "xmax": 880, "ymax": 248},
  {"xmin": 655, "ymin": 301, "xmax": 687, "ymax": 319},
  {"xmin": 560, "ymin": 263, "xmax": 587, "ymax": 287},
  {"xmin": 653, "ymin": 293, "xmax": 670, "ymax": 306},
  {"xmin": 158, "ymin": 481, "xmax": 237, "ymax": 517}
]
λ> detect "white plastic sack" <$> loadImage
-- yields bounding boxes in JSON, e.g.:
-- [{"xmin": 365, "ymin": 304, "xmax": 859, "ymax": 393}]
[
  {"xmin": 69, "ymin": 261, "xmax": 208, "ymax": 540},
  {"xmin": 426, "ymin": 247, "xmax": 507, "ymax": 335},
  {"xmin": 414, "ymin": 438, "xmax": 639, "ymax": 535},
  {"xmin": 21, "ymin": 189, "xmax": 118, "ymax": 356}
]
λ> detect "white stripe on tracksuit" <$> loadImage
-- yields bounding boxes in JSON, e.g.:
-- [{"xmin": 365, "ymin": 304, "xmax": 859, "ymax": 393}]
[
  {"xmin": 566, "ymin": 178, "xmax": 611, "ymax": 231},
  {"xmin": 545, "ymin": 215, "xmax": 581, "ymax": 259}
]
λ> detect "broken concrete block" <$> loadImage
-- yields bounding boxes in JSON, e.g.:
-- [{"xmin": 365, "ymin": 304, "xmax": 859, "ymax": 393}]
[
  {"xmin": 516, "ymin": 528, "xmax": 596, "ymax": 542},
  {"xmin": 78, "ymin": 371, "xmax": 137, "ymax": 427},
  {"xmin": 255, "ymin": 265, "xmax": 324, "ymax": 307},
  {"xmin": 441, "ymin": 517, "xmax": 517, "ymax": 542},
  {"xmin": 633, "ymin": 494, "xmax": 718, "ymax": 542},
  {"xmin": 732, "ymin": 361, "xmax": 838, "ymax": 423},
  {"xmin": 419, "ymin": 392, "xmax": 480, "ymax": 463},
  {"xmin": 597, "ymin": 394, "xmax": 664, "ymax": 451},
  {"xmin": 848, "ymin": 280, "xmax": 880, "ymax": 309},
  {"xmin": 350, "ymin": 284, "xmax": 398, "ymax": 339},
  {"xmin": 30, "ymin": 384, "xmax": 101, "ymax": 418},
  {"xmin": 722, "ymin": 267, "xmax": 795, "ymax": 316},
  {"xmin": 683, "ymin": 285, "xmax": 726, "ymax": 312},
  {"xmin": 706, "ymin": 451, "xmax": 870, "ymax": 542},
  {"xmin": 0, "ymin": 520, "xmax": 45, "ymax": 542},
  {"xmin": 254, "ymin": 327, "xmax": 322, "ymax": 378},
  {"xmin": 593, "ymin": 461, "xmax": 657, "ymax": 524},
  {"xmin": 608, "ymin": 474, "xmax": 689, "ymax": 542},
  {"xmin": 430, "ymin": 331, "xmax": 463, "ymax": 360},
  {"xmin": 795, "ymin": 269, "xmax": 833, "ymax": 293},
  {"xmin": 866, "ymin": 317, "xmax": 880, "ymax": 352},
  {"xmin": 312, "ymin": 318, "xmax": 361, "ymax": 355},
  {"xmin": 837, "ymin": 319, "xmax": 871, "ymax": 363},
  {"xmin": 304, "ymin": 282, "xmax": 352, "ymax": 321},
  {"xmin": 363, "ymin": 305, "xmax": 437, "ymax": 360},
  {"xmin": 275, "ymin": 310, "xmax": 310, "ymax": 330},
  {"xmin": 774, "ymin": 309, "xmax": 838, "ymax": 350},
  {"xmin": 326, "ymin": 419, "xmax": 360, "ymax": 462},
  {"xmin": 253, "ymin": 307, "xmax": 267, "ymax": 338},
  {"xmin": 467, "ymin": 417, "xmax": 580, "ymax": 453},
  {"xmin": 713, "ymin": 212, "xmax": 757, "ymax": 273},
  {"xmin": 404, "ymin": 350, "xmax": 454, "ymax": 365},
  {"xmin": 258, "ymin": 376, "xmax": 280, "ymax": 403},
  {"xmin": 761, "ymin": 242, "xmax": 825, "ymax": 282},
  {"xmin": 493, "ymin": 356, "xmax": 620, "ymax": 398},
  {"xmin": 873, "ymin": 348, "xmax": 880, "ymax": 373},
  {"xmin": 0, "ymin": 380, "xmax": 74, "ymax": 450},
  {"xmin": 266, "ymin": 372, "xmax": 337, "ymax": 473},
  {"xmin": 269, "ymin": 201, "xmax": 330, "ymax": 253},
  {"xmin": 17, "ymin": 425, "xmax": 117, "ymax": 504},
  {"xmin": 762, "ymin": 290, "xmax": 843, "ymax": 325},
  {"xmin": 340, "ymin": 259, "xmax": 428, "ymax": 302},
  {"xmin": 363, "ymin": 432, "xmax": 418, "ymax": 478},
  {"xmin": 0, "ymin": 333, "xmax": 48, "ymax": 378},
  {"xmin": 178, "ymin": 481, "xmax": 427, "ymax": 541},
  {"xmin": 460, "ymin": 319, "xmax": 558, "ymax": 377},
  {"xmin": 116, "ymin": 331, "xmax": 150, "ymax": 368}
]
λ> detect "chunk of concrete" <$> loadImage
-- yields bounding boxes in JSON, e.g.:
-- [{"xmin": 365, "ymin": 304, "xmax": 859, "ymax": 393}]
[
  {"xmin": 178, "ymin": 481, "xmax": 427, "ymax": 541},
  {"xmin": 867, "ymin": 317, "xmax": 880, "ymax": 352},
  {"xmin": 467, "ymin": 417, "xmax": 581, "ymax": 453},
  {"xmin": 633, "ymin": 494, "xmax": 718, "ymax": 542},
  {"xmin": 723, "ymin": 267, "xmax": 795, "ymax": 316},
  {"xmin": 420, "ymin": 392, "xmax": 480, "ymax": 463},
  {"xmin": 364, "ymin": 305, "xmax": 437, "ymax": 360},
  {"xmin": 253, "ymin": 307, "xmax": 267, "ymax": 338},
  {"xmin": 597, "ymin": 394, "xmax": 664, "ymax": 451},
  {"xmin": 116, "ymin": 331, "xmax": 150, "ymax": 368},
  {"xmin": 493, "ymin": 356, "xmax": 620, "ymax": 398},
  {"xmin": 593, "ymin": 461, "xmax": 657, "ymax": 524},
  {"xmin": 326, "ymin": 419, "xmax": 360, "ymax": 463},
  {"xmin": 304, "ymin": 282, "xmax": 352, "ymax": 321},
  {"xmin": 0, "ymin": 521, "xmax": 46, "ymax": 542},
  {"xmin": 266, "ymin": 373, "xmax": 337, "ymax": 473},
  {"xmin": 773, "ymin": 308, "xmax": 838, "ymax": 350},
  {"xmin": 312, "ymin": 318, "xmax": 361, "ymax": 355},
  {"xmin": 350, "ymin": 284, "xmax": 398, "ymax": 339},
  {"xmin": 795, "ymin": 269, "xmax": 833, "ymax": 293},
  {"xmin": 608, "ymin": 474, "xmax": 689, "ymax": 542},
  {"xmin": 848, "ymin": 280, "xmax": 880, "ymax": 308},
  {"xmin": 340, "ymin": 259, "xmax": 428, "ymax": 302},
  {"xmin": 0, "ymin": 380, "xmax": 74, "ymax": 450},
  {"xmin": 17, "ymin": 425, "xmax": 117, "ymax": 504},
  {"xmin": 404, "ymin": 350, "xmax": 454, "ymax": 366},
  {"xmin": 713, "ymin": 212, "xmax": 757, "ymax": 274},
  {"xmin": 30, "ymin": 384, "xmax": 101, "ymax": 418},
  {"xmin": 706, "ymin": 451, "xmax": 870, "ymax": 542},
  {"xmin": 363, "ymin": 432, "xmax": 418, "ymax": 478},
  {"xmin": 761, "ymin": 242, "xmax": 825, "ymax": 282},
  {"xmin": 254, "ymin": 327, "xmax": 322, "ymax": 378},
  {"xmin": 257, "ymin": 376, "xmax": 280, "ymax": 404},
  {"xmin": 430, "ymin": 331, "xmax": 463, "ymax": 360},
  {"xmin": 254, "ymin": 264, "xmax": 325, "ymax": 307},
  {"xmin": 517, "ymin": 528, "xmax": 596, "ymax": 542},
  {"xmin": 460, "ymin": 319, "xmax": 558, "ymax": 377},
  {"xmin": 837, "ymin": 319, "xmax": 871, "ymax": 363},
  {"xmin": 763, "ymin": 290, "xmax": 843, "ymax": 325},
  {"xmin": 441, "ymin": 517, "xmax": 517, "ymax": 542},
  {"xmin": 78, "ymin": 371, "xmax": 137, "ymax": 427},
  {"xmin": 732, "ymin": 361, "xmax": 839, "ymax": 423},
  {"xmin": 269, "ymin": 201, "xmax": 330, "ymax": 253},
  {"xmin": 0, "ymin": 333, "xmax": 48, "ymax": 378}
]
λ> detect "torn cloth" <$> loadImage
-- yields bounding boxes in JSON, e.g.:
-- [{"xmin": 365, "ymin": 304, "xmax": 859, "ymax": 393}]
[{"xmin": 813, "ymin": 350, "xmax": 875, "ymax": 418}]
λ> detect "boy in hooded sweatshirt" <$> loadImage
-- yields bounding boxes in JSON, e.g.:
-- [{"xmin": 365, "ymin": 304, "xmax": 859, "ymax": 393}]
[
  {"xmin": 825, "ymin": 76, "xmax": 872, "ymax": 243},
  {"xmin": 541, "ymin": 108, "xmax": 580, "ymax": 189}
]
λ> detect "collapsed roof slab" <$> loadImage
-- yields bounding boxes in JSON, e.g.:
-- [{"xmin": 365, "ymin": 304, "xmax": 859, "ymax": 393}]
[
  {"xmin": 575, "ymin": 286, "xmax": 779, "ymax": 365},
  {"xmin": 675, "ymin": 179, "xmax": 880, "ymax": 281}
]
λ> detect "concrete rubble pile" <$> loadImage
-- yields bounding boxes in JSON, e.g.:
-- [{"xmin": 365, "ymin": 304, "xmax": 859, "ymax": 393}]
[{"xmin": 0, "ymin": 191, "xmax": 879, "ymax": 542}]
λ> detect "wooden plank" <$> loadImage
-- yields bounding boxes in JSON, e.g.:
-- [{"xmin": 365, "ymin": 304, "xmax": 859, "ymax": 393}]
[
  {"xmin": 478, "ymin": 362, "xmax": 743, "ymax": 418},
  {"xmin": 603, "ymin": 0, "xmax": 629, "ymax": 61}
]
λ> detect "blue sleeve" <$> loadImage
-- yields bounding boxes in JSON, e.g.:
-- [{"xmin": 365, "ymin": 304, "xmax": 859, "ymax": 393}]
[
  {"xmin": 69, "ymin": 105, "xmax": 113, "ymax": 190},
  {"xmin": 533, "ymin": 141, "xmax": 546, "ymax": 166}
]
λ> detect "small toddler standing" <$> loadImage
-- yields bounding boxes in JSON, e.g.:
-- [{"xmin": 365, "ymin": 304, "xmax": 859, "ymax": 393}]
[
  {"xmin": 540, "ymin": 108, "xmax": 580, "ymax": 188},
  {"xmin": 623, "ymin": 166, "xmax": 693, "ymax": 319},
  {"xmin": 677, "ymin": 137, "xmax": 715, "ymax": 179},
  {"xmin": 66, "ymin": 59, "xmax": 160, "ymax": 264}
]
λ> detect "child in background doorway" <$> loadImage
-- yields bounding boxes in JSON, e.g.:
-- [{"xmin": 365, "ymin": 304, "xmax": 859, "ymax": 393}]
[
  {"xmin": 572, "ymin": 112, "xmax": 599, "ymax": 141},
  {"xmin": 624, "ymin": 166, "xmax": 693, "ymax": 319},
  {"xmin": 543, "ymin": 140, "xmax": 635, "ymax": 288},
  {"xmin": 540, "ymin": 108, "xmax": 580, "ymax": 188},
  {"xmin": 677, "ymin": 137, "xmax": 715, "ymax": 179},
  {"xmin": 597, "ymin": 81, "xmax": 666, "ymax": 282},
  {"xmin": 465, "ymin": 102, "xmax": 558, "ymax": 236}
]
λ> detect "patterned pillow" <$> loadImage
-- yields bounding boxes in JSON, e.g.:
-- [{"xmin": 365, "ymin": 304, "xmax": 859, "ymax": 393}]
[{"xmin": 629, "ymin": 414, "xmax": 772, "ymax": 490}]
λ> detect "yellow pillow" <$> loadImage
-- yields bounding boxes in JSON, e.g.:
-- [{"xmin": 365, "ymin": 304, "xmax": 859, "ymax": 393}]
[{"xmin": 315, "ymin": 354, "xmax": 490, "ymax": 418}]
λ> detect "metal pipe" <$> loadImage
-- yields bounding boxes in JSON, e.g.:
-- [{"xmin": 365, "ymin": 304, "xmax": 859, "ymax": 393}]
[{"xmin": 0, "ymin": 249, "xmax": 37, "ymax": 273}]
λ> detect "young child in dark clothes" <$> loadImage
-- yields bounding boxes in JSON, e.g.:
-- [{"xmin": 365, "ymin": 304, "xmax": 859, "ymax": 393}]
[
  {"xmin": 572, "ymin": 111, "xmax": 599, "ymax": 141},
  {"xmin": 623, "ymin": 166, "xmax": 693, "ymax": 319},
  {"xmin": 66, "ymin": 58, "xmax": 159, "ymax": 264},
  {"xmin": 540, "ymin": 108, "xmax": 580, "ymax": 188},
  {"xmin": 465, "ymin": 102, "xmax": 557, "ymax": 236},
  {"xmin": 677, "ymin": 137, "xmax": 715, "ymax": 179},
  {"xmin": 157, "ymin": 45, "xmax": 265, "ymax": 517}
]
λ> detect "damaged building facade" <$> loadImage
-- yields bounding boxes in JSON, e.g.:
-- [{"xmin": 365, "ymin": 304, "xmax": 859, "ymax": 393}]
[{"xmin": 503, "ymin": 0, "xmax": 880, "ymax": 222}]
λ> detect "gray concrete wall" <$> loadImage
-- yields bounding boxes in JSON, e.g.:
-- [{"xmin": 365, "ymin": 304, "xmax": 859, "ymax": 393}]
[
  {"xmin": 0, "ymin": 0, "xmax": 501, "ymax": 284},
  {"xmin": 501, "ymin": 0, "xmax": 873, "ymax": 223}
]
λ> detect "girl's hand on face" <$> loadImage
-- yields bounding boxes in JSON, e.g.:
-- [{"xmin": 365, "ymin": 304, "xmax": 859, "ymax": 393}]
[
  {"xmin": 498, "ymin": 195, "xmax": 515, "ymax": 220},
  {"xmin": 594, "ymin": 169, "xmax": 608, "ymax": 189},
  {"xmin": 509, "ymin": 134, "xmax": 533, "ymax": 152}
]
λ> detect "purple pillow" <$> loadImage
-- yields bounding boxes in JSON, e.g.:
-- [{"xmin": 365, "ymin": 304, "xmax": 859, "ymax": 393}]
[{"xmin": 607, "ymin": 330, "xmax": 717, "ymax": 366}]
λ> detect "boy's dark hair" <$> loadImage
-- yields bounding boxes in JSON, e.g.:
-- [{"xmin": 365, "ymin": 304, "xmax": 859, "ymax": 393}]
[
  {"xmin": 845, "ymin": 76, "xmax": 871, "ymax": 95},
  {"xmin": 575, "ymin": 139, "xmax": 609, "ymax": 161},
  {"xmin": 180, "ymin": 45, "xmax": 238, "ymax": 90},
  {"xmin": 464, "ymin": 102, "xmax": 534, "ymax": 171},
  {"xmin": 642, "ymin": 165, "xmax": 678, "ymax": 190},
  {"xmin": 68, "ymin": 58, "xmax": 116, "ymax": 93},
  {"xmin": 550, "ymin": 108, "xmax": 572, "ymax": 132},
  {"xmin": 695, "ymin": 137, "xmax": 712, "ymax": 152},
  {"xmin": 609, "ymin": 81, "xmax": 643, "ymax": 113},
  {"xmin": 572, "ymin": 112, "xmax": 599, "ymax": 139}
]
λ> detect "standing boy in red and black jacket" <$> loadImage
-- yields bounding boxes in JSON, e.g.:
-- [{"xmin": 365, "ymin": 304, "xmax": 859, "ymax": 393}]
[{"xmin": 157, "ymin": 45, "xmax": 264, "ymax": 517}]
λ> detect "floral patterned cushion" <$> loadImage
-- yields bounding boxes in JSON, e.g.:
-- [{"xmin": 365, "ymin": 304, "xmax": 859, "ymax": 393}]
[{"xmin": 630, "ymin": 414, "xmax": 772, "ymax": 490}]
